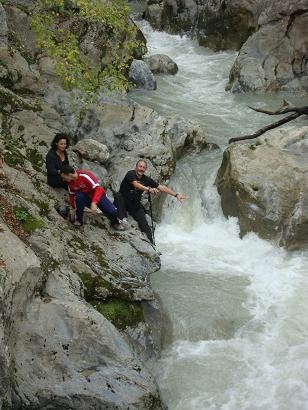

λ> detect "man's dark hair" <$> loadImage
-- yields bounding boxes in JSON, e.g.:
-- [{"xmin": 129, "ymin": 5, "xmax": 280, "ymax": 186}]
[
  {"xmin": 60, "ymin": 164, "xmax": 75, "ymax": 175},
  {"xmin": 136, "ymin": 159, "xmax": 147, "ymax": 167},
  {"xmin": 51, "ymin": 133, "xmax": 71, "ymax": 150}
]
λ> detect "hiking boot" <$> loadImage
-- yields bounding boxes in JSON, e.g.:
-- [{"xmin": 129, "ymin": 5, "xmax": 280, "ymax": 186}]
[{"xmin": 113, "ymin": 223, "xmax": 126, "ymax": 231}]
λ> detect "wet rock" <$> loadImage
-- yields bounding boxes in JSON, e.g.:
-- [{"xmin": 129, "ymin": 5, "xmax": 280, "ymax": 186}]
[
  {"xmin": 216, "ymin": 126, "xmax": 308, "ymax": 250},
  {"xmin": 73, "ymin": 138, "xmax": 110, "ymax": 165},
  {"xmin": 145, "ymin": 54, "xmax": 178, "ymax": 75},
  {"xmin": 196, "ymin": 0, "xmax": 267, "ymax": 51},
  {"xmin": 129, "ymin": 59, "xmax": 157, "ymax": 90},
  {"xmin": 226, "ymin": 0, "xmax": 308, "ymax": 93},
  {"xmin": 144, "ymin": 0, "xmax": 270, "ymax": 51}
]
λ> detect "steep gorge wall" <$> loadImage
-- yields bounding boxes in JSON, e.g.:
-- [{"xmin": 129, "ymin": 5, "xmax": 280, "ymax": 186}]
[{"xmin": 0, "ymin": 1, "xmax": 208, "ymax": 408}]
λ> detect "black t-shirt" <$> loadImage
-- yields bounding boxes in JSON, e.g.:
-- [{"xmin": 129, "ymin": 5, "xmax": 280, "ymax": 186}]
[{"xmin": 120, "ymin": 170, "xmax": 159, "ymax": 210}]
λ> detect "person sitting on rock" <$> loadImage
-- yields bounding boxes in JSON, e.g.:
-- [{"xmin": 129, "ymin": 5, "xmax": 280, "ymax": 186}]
[
  {"xmin": 46, "ymin": 133, "xmax": 70, "ymax": 188},
  {"xmin": 119, "ymin": 159, "xmax": 186, "ymax": 243},
  {"xmin": 60, "ymin": 165, "xmax": 125, "ymax": 231}
]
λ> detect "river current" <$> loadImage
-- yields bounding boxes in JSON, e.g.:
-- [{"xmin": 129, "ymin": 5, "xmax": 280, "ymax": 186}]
[{"xmin": 129, "ymin": 19, "xmax": 308, "ymax": 410}]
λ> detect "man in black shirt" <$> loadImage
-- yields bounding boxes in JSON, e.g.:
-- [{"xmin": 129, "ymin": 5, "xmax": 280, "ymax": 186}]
[{"xmin": 120, "ymin": 159, "xmax": 186, "ymax": 243}]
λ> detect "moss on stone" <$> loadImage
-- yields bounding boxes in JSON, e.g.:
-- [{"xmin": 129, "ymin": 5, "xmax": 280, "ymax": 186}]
[
  {"xmin": 68, "ymin": 234, "xmax": 87, "ymax": 250},
  {"xmin": 78, "ymin": 271, "xmax": 113, "ymax": 301},
  {"xmin": 13, "ymin": 206, "xmax": 45, "ymax": 233},
  {"xmin": 30, "ymin": 198, "xmax": 50, "ymax": 216},
  {"xmin": 93, "ymin": 298, "xmax": 144, "ymax": 330},
  {"xmin": 90, "ymin": 243, "xmax": 120, "ymax": 277},
  {"xmin": 4, "ymin": 142, "xmax": 25, "ymax": 167},
  {"xmin": 0, "ymin": 84, "xmax": 40, "ymax": 113},
  {"xmin": 7, "ymin": 31, "xmax": 36, "ymax": 65},
  {"xmin": 25, "ymin": 147, "xmax": 44, "ymax": 172}
]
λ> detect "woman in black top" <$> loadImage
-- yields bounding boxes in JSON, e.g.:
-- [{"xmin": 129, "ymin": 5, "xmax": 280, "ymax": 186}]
[{"xmin": 46, "ymin": 133, "xmax": 70, "ymax": 188}]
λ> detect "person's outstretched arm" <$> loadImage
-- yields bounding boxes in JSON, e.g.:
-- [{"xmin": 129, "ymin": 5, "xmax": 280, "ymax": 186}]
[{"xmin": 157, "ymin": 184, "xmax": 187, "ymax": 201}]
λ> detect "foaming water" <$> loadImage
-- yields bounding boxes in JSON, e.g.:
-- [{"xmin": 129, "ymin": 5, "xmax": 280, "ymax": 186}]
[
  {"xmin": 129, "ymin": 17, "xmax": 308, "ymax": 410},
  {"xmin": 152, "ymin": 157, "xmax": 308, "ymax": 410},
  {"xmin": 131, "ymin": 20, "xmax": 307, "ymax": 147}
]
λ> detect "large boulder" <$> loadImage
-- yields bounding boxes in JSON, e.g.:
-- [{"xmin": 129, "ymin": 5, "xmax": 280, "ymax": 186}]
[
  {"xmin": 226, "ymin": 0, "xmax": 308, "ymax": 93},
  {"xmin": 129, "ymin": 59, "xmax": 157, "ymax": 90},
  {"xmin": 73, "ymin": 138, "xmax": 110, "ymax": 164},
  {"xmin": 216, "ymin": 126, "xmax": 308, "ymax": 250},
  {"xmin": 145, "ymin": 54, "xmax": 178, "ymax": 75}
]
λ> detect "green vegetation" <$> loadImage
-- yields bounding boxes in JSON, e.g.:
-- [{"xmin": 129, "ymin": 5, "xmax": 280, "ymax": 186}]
[
  {"xmin": 78, "ymin": 272, "xmax": 144, "ymax": 329},
  {"xmin": 13, "ymin": 206, "xmax": 45, "ymax": 233},
  {"xmin": 31, "ymin": 0, "xmax": 145, "ymax": 95},
  {"xmin": 25, "ymin": 148, "xmax": 44, "ymax": 172},
  {"xmin": 94, "ymin": 298, "xmax": 144, "ymax": 329},
  {"xmin": 78, "ymin": 271, "xmax": 112, "ymax": 300},
  {"xmin": 30, "ymin": 198, "xmax": 50, "ymax": 216}
]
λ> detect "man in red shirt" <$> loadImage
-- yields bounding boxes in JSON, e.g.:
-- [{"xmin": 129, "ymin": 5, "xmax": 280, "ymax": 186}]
[{"xmin": 60, "ymin": 165, "xmax": 124, "ymax": 230}]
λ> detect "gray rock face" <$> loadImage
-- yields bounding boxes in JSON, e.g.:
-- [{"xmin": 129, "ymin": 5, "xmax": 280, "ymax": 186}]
[
  {"xmin": 73, "ymin": 138, "xmax": 110, "ymax": 164},
  {"xmin": 226, "ymin": 0, "xmax": 308, "ymax": 93},
  {"xmin": 72, "ymin": 97, "xmax": 208, "ymax": 191},
  {"xmin": 196, "ymin": 0, "xmax": 270, "ymax": 51},
  {"xmin": 0, "ymin": 3, "xmax": 8, "ymax": 47},
  {"xmin": 0, "ymin": 221, "xmax": 163, "ymax": 409},
  {"xmin": 145, "ymin": 54, "xmax": 178, "ymax": 75},
  {"xmin": 3, "ymin": 3, "xmax": 38, "ymax": 58},
  {"xmin": 145, "ymin": 0, "xmax": 199, "ymax": 34},
  {"xmin": 216, "ymin": 126, "xmax": 308, "ymax": 250},
  {"xmin": 0, "ymin": 2, "xmax": 209, "ymax": 407},
  {"xmin": 0, "ymin": 48, "xmax": 44, "ymax": 94},
  {"xmin": 129, "ymin": 59, "xmax": 157, "ymax": 90}
]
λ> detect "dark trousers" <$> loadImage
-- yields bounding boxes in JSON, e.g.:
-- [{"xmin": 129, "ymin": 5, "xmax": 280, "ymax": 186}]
[
  {"xmin": 128, "ymin": 207, "xmax": 153, "ymax": 243},
  {"xmin": 75, "ymin": 192, "xmax": 118, "ymax": 225}
]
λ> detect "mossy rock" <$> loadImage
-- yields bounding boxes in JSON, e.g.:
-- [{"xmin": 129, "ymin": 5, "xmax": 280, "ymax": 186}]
[
  {"xmin": 13, "ymin": 206, "xmax": 45, "ymax": 233},
  {"xmin": 78, "ymin": 271, "xmax": 113, "ymax": 301},
  {"xmin": 93, "ymin": 298, "xmax": 144, "ymax": 330}
]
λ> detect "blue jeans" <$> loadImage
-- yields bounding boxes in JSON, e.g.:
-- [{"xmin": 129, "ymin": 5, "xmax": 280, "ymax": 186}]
[{"xmin": 75, "ymin": 192, "xmax": 118, "ymax": 225}]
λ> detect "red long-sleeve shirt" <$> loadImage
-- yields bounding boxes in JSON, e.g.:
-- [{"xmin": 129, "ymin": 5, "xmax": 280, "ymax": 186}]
[{"xmin": 68, "ymin": 170, "xmax": 105, "ymax": 208}]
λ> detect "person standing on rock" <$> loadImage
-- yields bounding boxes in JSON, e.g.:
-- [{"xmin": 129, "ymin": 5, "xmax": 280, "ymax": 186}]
[
  {"xmin": 119, "ymin": 159, "xmax": 186, "ymax": 243},
  {"xmin": 60, "ymin": 165, "xmax": 125, "ymax": 231},
  {"xmin": 46, "ymin": 133, "xmax": 70, "ymax": 189}
]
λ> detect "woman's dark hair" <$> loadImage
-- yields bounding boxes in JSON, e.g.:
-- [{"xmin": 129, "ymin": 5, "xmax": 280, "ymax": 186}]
[
  {"xmin": 51, "ymin": 133, "xmax": 70, "ymax": 150},
  {"xmin": 60, "ymin": 164, "xmax": 75, "ymax": 175}
]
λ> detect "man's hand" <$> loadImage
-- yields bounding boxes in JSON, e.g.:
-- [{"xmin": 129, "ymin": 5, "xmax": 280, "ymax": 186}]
[
  {"xmin": 149, "ymin": 187, "xmax": 159, "ymax": 194},
  {"xmin": 90, "ymin": 202, "xmax": 98, "ymax": 214},
  {"xmin": 175, "ymin": 194, "xmax": 187, "ymax": 202}
]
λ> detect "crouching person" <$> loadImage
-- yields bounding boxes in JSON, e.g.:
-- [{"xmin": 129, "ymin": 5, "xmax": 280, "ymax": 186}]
[{"xmin": 60, "ymin": 165, "xmax": 125, "ymax": 231}]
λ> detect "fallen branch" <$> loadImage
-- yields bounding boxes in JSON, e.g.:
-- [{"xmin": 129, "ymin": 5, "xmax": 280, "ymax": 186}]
[{"xmin": 229, "ymin": 103, "xmax": 308, "ymax": 144}]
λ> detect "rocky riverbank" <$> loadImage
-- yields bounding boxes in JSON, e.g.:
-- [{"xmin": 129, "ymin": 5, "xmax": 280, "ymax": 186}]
[
  {"xmin": 0, "ymin": 1, "xmax": 209, "ymax": 408},
  {"xmin": 216, "ymin": 126, "xmax": 308, "ymax": 250}
]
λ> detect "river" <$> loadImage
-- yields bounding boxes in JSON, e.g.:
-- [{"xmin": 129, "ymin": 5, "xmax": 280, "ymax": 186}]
[{"xmin": 129, "ymin": 18, "xmax": 308, "ymax": 410}]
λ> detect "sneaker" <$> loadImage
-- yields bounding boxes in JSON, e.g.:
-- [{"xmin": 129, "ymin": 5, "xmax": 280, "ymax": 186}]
[
  {"xmin": 113, "ymin": 223, "xmax": 126, "ymax": 231},
  {"xmin": 73, "ymin": 221, "xmax": 83, "ymax": 228}
]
